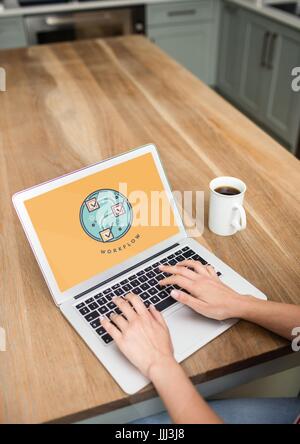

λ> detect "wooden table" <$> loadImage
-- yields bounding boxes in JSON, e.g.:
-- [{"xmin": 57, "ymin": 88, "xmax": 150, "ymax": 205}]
[{"xmin": 0, "ymin": 36, "xmax": 299, "ymax": 424}]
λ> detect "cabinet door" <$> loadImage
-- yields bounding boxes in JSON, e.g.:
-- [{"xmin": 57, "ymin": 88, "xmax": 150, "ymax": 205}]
[
  {"xmin": 237, "ymin": 12, "xmax": 270, "ymax": 117},
  {"xmin": 0, "ymin": 18, "xmax": 27, "ymax": 49},
  {"xmin": 262, "ymin": 24, "xmax": 300, "ymax": 152},
  {"xmin": 148, "ymin": 22, "xmax": 216, "ymax": 85},
  {"xmin": 217, "ymin": 1, "xmax": 244, "ymax": 98}
]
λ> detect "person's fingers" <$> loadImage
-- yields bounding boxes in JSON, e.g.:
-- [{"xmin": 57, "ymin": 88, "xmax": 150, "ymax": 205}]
[
  {"xmin": 125, "ymin": 293, "xmax": 148, "ymax": 315},
  {"xmin": 109, "ymin": 312, "xmax": 128, "ymax": 331},
  {"xmin": 113, "ymin": 297, "xmax": 136, "ymax": 321},
  {"xmin": 206, "ymin": 264, "xmax": 219, "ymax": 281},
  {"xmin": 170, "ymin": 289, "xmax": 207, "ymax": 312},
  {"xmin": 100, "ymin": 316, "xmax": 122, "ymax": 341},
  {"xmin": 176, "ymin": 260, "xmax": 209, "ymax": 276},
  {"xmin": 158, "ymin": 275, "xmax": 194, "ymax": 293},
  {"xmin": 159, "ymin": 264, "xmax": 198, "ymax": 280},
  {"xmin": 149, "ymin": 304, "xmax": 168, "ymax": 329}
]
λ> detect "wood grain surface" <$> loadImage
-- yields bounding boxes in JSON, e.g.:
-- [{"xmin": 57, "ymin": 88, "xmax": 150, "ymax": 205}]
[{"xmin": 0, "ymin": 36, "xmax": 299, "ymax": 424}]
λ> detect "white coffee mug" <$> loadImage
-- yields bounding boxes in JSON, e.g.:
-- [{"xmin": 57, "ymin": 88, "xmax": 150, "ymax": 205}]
[{"xmin": 208, "ymin": 176, "xmax": 247, "ymax": 236}]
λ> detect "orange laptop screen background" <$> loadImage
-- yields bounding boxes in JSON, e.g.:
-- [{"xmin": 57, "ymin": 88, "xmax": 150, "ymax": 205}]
[{"xmin": 24, "ymin": 153, "xmax": 180, "ymax": 292}]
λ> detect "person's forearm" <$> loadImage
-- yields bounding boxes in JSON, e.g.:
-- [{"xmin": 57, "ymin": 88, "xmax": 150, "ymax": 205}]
[
  {"xmin": 149, "ymin": 358, "xmax": 223, "ymax": 424},
  {"xmin": 236, "ymin": 296, "xmax": 300, "ymax": 340}
]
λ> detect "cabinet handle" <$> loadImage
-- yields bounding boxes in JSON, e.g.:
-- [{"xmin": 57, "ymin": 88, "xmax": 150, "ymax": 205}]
[
  {"xmin": 168, "ymin": 9, "xmax": 196, "ymax": 17},
  {"xmin": 260, "ymin": 31, "xmax": 270, "ymax": 67},
  {"xmin": 266, "ymin": 33, "xmax": 277, "ymax": 70}
]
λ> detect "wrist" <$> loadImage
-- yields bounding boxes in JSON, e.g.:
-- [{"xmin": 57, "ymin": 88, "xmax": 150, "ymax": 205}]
[
  {"xmin": 147, "ymin": 355, "xmax": 179, "ymax": 383},
  {"xmin": 232, "ymin": 294, "xmax": 262, "ymax": 319}
]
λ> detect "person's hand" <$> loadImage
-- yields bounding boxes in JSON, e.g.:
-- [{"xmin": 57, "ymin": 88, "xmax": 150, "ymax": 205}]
[
  {"xmin": 100, "ymin": 293, "xmax": 175, "ymax": 378},
  {"xmin": 159, "ymin": 260, "xmax": 249, "ymax": 321}
]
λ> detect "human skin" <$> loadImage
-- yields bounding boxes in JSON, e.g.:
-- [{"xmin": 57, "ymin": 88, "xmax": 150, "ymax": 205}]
[{"xmin": 100, "ymin": 262, "xmax": 300, "ymax": 423}]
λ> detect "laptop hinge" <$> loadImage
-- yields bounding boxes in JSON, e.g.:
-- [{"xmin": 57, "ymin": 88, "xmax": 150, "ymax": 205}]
[{"xmin": 74, "ymin": 242, "xmax": 180, "ymax": 300}]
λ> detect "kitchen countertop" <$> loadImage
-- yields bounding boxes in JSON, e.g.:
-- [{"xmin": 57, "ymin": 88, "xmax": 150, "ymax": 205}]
[
  {"xmin": 0, "ymin": 0, "xmax": 299, "ymax": 32},
  {"xmin": 0, "ymin": 35, "xmax": 299, "ymax": 423},
  {"xmin": 228, "ymin": 0, "xmax": 300, "ymax": 31}
]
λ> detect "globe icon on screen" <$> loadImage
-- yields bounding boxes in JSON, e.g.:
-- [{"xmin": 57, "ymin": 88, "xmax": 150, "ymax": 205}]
[{"xmin": 80, "ymin": 189, "xmax": 133, "ymax": 242}]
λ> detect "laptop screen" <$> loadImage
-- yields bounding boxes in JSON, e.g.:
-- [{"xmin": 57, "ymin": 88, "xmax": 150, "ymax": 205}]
[{"xmin": 24, "ymin": 152, "xmax": 181, "ymax": 292}]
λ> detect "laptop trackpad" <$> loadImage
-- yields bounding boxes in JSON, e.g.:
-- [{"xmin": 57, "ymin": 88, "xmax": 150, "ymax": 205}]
[{"xmin": 164, "ymin": 305, "xmax": 231, "ymax": 362}]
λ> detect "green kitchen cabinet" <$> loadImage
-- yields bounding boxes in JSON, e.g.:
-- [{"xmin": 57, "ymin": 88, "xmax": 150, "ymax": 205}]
[
  {"xmin": 217, "ymin": 1, "xmax": 244, "ymax": 98},
  {"xmin": 0, "ymin": 17, "xmax": 27, "ymax": 49},
  {"xmin": 238, "ymin": 12, "xmax": 271, "ymax": 117},
  {"xmin": 147, "ymin": 1, "xmax": 220, "ymax": 85},
  {"xmin": 261, "ymin": 21, "xmax": 300, "ymax": 151},
  {"xmin": 217, "ymin": 4, "xmax": 300, "ymax": 153}
]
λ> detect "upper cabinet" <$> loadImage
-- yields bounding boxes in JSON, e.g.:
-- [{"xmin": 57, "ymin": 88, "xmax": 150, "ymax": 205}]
[
  {"xmin": 147, "ymin": 1, "xmax": 220, "ymax": 86},
  {"xmin": 217, "ymin": 2, "xmax": 300, "ymax": 154}
]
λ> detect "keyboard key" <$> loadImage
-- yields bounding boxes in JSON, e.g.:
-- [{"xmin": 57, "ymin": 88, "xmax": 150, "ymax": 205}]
[
  {"xmin": 75, "ymin": 302, "xmax": 85, "ymax": 309},
  {"xmin": 129, "ymin": 275, "xmax": 137, "ymax": 281},
  {"xmin": 85, "ymin": 311, "xmax": 99, "ymax": 322},
  {"xmin": 96, "ymin": 326, "xmax": 106, "ymax": 336},
  {"xmin": 168, "ymin": 259, "xmax": 176, "ymax": 265},
  {"xmin": 149, "ymin": 279, "xmax": 157, "ymax": 286},
  {"xmin": 156, "ymin": 274, "xmax": 165, "ymax": 281},
  {"xmin": 158, "ymin": 290, "xmax": 169, "ymax": 299},
  {"xmin": 132, "ymin": 287, "xmax": 142, "ymax": 294},
  {"xmin": 131, "ymin": 279, "xmax": 139, "ymax": 287},
  {"xmin": 105, "ymin": 293, "xmax": 113, "ymax": 301},
  {"xmin": 155, "ymin": 296, "xmax": 177, "ymax": 312},
  {"xmin": 162, "ymin": 272, "xmax": 171, "ymax": 277},
  {"xmin": 148, "ymin": 287, "xmax": 157, "ymax": 296},
  {"xmin": 102, "ymin": 334, "xmax": 113, "ymax": 344},
  {"xmin": 150, "ymin": 295, "xmax": 160, "ymax": 304},
  {"xmin": 90, "ymin": 319, "xmax": 100, "ymax": 329},
  {"xmin": 114, "ymin": 288, "xmax": 124, "ymax": 296},
  {"xmin": 144, "ymin": 300, "xmax": 151, "ymax": 308},
  {"xmin": 182, "ymin": 249, "xmax": 193, "ymax": 258},
  {"xmin": 182, "ymin": 246, "xmax": 189, "ymax": 251},
  {"xmin": 98, "ymin": 297, "xmax": 107, "ymax": 306},
  {"xmin": 169, "ymin": 254, "xmax": 175, "ymax": 259},
  {"xmin": 175, "ymin": 250, "xmax": 183, "ymax": 255},
  {"xmin": 137, "ymin": 271, "xmax": 145, "ymax": 276},
  {"xmin": 103, "ymin": 288, "xmax": 111, "ymax": 295},
  {"xmin": 153, "ymin": 262, "xmax": 159, "ymax": 267},
  {"xmin": 176, "ymin": 255, "xmax": 185, "ymax": 262},
  {"xmin": 95, "ymin": 293, "xmax": 103, "ymax": 300},
  {"xmin": 79, "ymin": 307, "xmax": 89, "ymax": 315},
  {"xmin": 85, "ymin": 297, "xmax": 94, "ymax": 305},
  {"xmin": 112, "ymin": 283, "xmax": 120, "ymax": 290},
  {"xmin": 146, "ymin": 271, "xmax": 155, "ymax": 279},
  {"xmin": 161, "ymin": 258, "xmax": 167, "ymax": 263},
  {"xmin": 145, "ymin": 266, "xmax": 152, "ymax": 272},
  {"xmin": 138, "ymin": 275, "xmax": 147, "ymax": 283},
  {"xmin": 140, "ymin": 292, "xmax": 150, "ymax": 300},
  {"xmin": 192, "ymin": 253, "xmax": 207, "ymax": 265},
  {"xmin": 88, "ymin": 302, "xmax": 98, "ymax": 311},
  {"xmin": 122, "ymin": 284, "xmax": 132, "ymax": 292},
  {"xmin": 115, "ymin": 307, "xmax": 122, "ymax": 315},
  {"xmin": 141, "ymin": 283, "xmax": 150, "ymax": 291},
  {"xmin": 120, "ymin": 279, "xmax": 129, "ymax": 285},
  {"xmin": 108, "ymin": 302, "xmax": 116, "ymax": 310},
  {"xmin": 99, "ymin": 306, "xmax": 109, "ymax": 315}
]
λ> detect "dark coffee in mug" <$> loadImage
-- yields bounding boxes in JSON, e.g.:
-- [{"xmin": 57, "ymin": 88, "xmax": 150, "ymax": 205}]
[{"xmin": 214, "ymin": 186, "xmax": 241, "ymax": 196}]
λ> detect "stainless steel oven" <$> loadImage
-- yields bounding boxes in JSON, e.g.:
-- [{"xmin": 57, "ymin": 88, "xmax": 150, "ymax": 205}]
[{"xmin": 25, "ymin": 6, "xmax": 145, "ymax": 45}]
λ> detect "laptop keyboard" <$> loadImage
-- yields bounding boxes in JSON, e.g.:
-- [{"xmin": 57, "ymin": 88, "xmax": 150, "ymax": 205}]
[{"xmin": 74, "ymin": 246, "xmax": 221, "ymax": 345}]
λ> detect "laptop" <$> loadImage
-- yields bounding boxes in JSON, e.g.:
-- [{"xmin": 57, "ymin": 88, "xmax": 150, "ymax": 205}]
[{"xmin": 13, "ymin": 144, "xmax": 267, "ymax": 394}]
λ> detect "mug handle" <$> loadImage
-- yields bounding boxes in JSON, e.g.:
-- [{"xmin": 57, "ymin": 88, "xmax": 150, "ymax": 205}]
[{"xmin": 231, "ymin": 205, "xmax": 247, "ymax": 232}]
